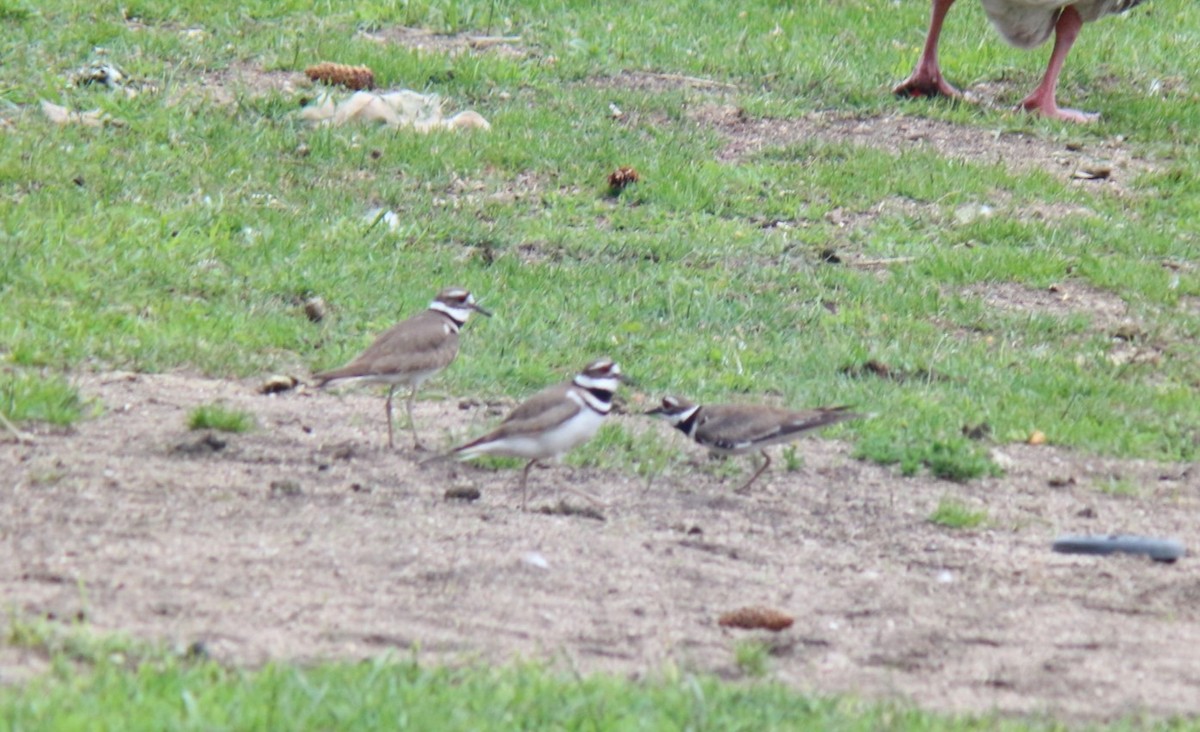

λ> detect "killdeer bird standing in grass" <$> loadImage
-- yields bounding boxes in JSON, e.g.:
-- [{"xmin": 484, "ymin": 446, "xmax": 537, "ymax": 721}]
[
  {"xmin": 313, "ymin": 287, "xmax": 490, "ymax": 450},
  {"xmin": 452, "ymin": 358, "xmax": 624, "ymax": 509},
  {"xmin": 647, "ymin": 396, "xmax": 860, "ymax": 494}
]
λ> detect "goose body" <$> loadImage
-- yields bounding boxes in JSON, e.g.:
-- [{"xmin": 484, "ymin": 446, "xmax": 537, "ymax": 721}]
[
  {"xmin": 895, "ymin": 0, "xmax": 1148, "ymax": 122},
  {"xmin": 982, "ymin": 0, "xmax": 1145, "ymax": 48}
]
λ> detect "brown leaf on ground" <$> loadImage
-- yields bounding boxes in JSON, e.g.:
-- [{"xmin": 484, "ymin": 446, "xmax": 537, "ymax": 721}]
[
  {"xmin": 718, "ymin": 606, "xmax": 795, "ymax": 632},
  {"xmin": 305, "ymin": 62, "xmax": 376, "ymax": 91}
]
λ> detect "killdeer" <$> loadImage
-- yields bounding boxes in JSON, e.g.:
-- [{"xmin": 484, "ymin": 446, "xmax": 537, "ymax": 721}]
[
  {"xmin": 647, "ymin": 396, "xmax": 860, "ymax": 494},
  {"xmin": 313, "ymin": 287, "xmax": 491, "ymax": 449},
  {"xmin": 451, "ymin": 358, "xmax": 623, "ymax": 509}
]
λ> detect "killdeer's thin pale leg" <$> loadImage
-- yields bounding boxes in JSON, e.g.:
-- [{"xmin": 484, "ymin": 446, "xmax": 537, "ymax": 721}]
[
  {"xmin": 735, "ymin": 449, "xmax": 772, "ymax": 495},
  {"xmin": 452, "ymin": 358, "xmax": 623, "ymax": 510},
  {"xmin": 381, "ymin": 384, "xmax": 419, "ymax": 450},
  {"xmin": 648, "ymin": 396, "xmax": 861, "ymax": 494},
  {"xmin": 517, "ymin": 460, "xmax": 534, "ymax": 510},
  {"xmin": 313, "ymin": 287, "xmax": 491, "ymax": 450},
  {"xmin": 384, "ymin": 385, "xmax": 397, "ymax": 449},
  {"xmin": 512, "ymin": 459, "xmax": 592, "ymax": 511},
  {"xmin": 398, "ymin": 383, "xmax": 425, "ymax": 449}
]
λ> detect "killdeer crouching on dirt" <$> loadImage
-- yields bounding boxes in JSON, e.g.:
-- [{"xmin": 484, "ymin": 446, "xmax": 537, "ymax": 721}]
[
  {"xmin": 647, "ymin": 396, "xmax": 860, "ymax": 494},
  {"xmin": 313, "ymin": 287, "xmax": 491, "ymax": 450},
  {"xmin": 451, "ymin": 358, "xmax": 624, "ymax": 510}
]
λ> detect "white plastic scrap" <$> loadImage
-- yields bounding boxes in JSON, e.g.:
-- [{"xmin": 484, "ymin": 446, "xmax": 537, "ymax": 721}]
[
  {"xmin": 364, "ymin": 208, "xmax": 402, "ymax": 233},
  {"xmin": 299, "ymin": 89, "xmax": 489, "ymax": 132},
  {"xmin": 520, "ymin": 551, "xmax": 549, "ymax": 570},
  {"xmin": 40, "ymin": 100, "xmax": 113, "ymax": 127}
]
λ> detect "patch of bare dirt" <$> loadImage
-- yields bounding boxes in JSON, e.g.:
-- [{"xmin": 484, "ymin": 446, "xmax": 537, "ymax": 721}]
[
  {"xmin": 3, "ymin": 372, "xmax": 1200, "ymax": 722},
  {"xmin": 962, "ymin": 281, "xmax": 1134, "ymax": 333},
  {"xmin": 823, "ymin": 196, "xmax": 944, "ymax": 231},
  {"xmin": 695, "ymin": 104, "xmax": 1153, "ymax": 191},
  {"xmin": 592, "ymin": 70, "xmax": 741, "ymax": 95},
  {"xmin": 192, "ymin": 62, "xmax": 309, "ymax": 106},
  {"xmin": 436, "ymin": 171, "xmax": 551, "ymax": 211},
  {"xmin": 357, "ymin": 27, "xmax": 529, "ymax": 60}
]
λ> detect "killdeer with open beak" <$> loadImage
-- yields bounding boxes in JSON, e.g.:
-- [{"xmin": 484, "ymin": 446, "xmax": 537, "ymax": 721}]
[
  {"xmin": 452, "ymin": 358, "xmax": 623, "ymax": 509},
  {"xmin": 313, "ymin": 287, "xmax": 491, "ymax": 450},
  {"xmin": 647, "ymin": 396, "xmax": 860, "ymax": 494}
]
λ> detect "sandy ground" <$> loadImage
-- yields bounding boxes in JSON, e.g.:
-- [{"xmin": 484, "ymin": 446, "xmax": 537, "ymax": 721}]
[{"xmin": 2, "ymin": 370, "xmax": 1198, "ymax": 723}]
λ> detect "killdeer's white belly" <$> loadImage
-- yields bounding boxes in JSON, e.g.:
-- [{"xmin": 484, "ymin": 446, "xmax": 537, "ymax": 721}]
[
  {"xmin": 337, "ymin": 368, "xmax": 440, "ymax": 388},
  {"xmin": 493, "ymin": 407, "xmax": 606, "ymax": 460}
]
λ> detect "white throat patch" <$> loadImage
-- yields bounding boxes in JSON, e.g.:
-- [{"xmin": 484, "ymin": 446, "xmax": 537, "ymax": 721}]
[
  {"xmin": 429, "ymin": 300, "xmax": 471, "ymax": 328},
  {"xmin": 568, "ymin": 385, "xmax": 613, "ymax": 414},
  {"xmin": 675, "ymin": 404, "xmax": 702, "ymax": 432}
]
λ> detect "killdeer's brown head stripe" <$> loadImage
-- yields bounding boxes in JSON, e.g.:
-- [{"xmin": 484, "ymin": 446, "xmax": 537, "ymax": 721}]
[
  {"xmin": 572, "ymin": 357, "xmax": 623, "ymax": 414},
  {"xmin": 430, "ymin": 286, "xmax": 492, "ymax": 328},
  {"xmin": 646, "ymin": 395, "xmax": 701, "ymax": 435}
]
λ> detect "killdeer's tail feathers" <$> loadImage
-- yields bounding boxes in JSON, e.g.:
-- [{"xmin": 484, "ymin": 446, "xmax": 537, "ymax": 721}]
[
  {"xmin": 311, "ymin": 365, "xmax": 357, "ymax": 387},
  {"xmin": 450, "ymin": 433, "xmax": 494, "ymax": 460}
]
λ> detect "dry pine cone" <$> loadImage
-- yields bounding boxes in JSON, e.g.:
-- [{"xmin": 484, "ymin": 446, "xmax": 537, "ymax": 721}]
[
  {"xmin": 718, "ymin": 606, "xmax": 794, "ymax": 632},
  {"xmin": 607, "ymin": 166, "xmax": 640, "ymax": 192},
  {"xmin": 305, "ymin": 62, "xmax": 375, "ymax": 91}
]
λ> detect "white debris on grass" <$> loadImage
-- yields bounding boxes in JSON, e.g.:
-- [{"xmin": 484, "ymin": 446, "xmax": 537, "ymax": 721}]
[
  {"xmin": 364, "ymin": 208, "xmax": 402, "ymax": 233},
  {"xmin": 520, "ymin": 551, "xmax": 549, "ymax": 570},
  {"xmin": 299, "ymin": 89, "xmax": 490, "ymax": 132},
  {"xmin": 40, "ymin": 100, "xmax": 116, "ymax": 128}
]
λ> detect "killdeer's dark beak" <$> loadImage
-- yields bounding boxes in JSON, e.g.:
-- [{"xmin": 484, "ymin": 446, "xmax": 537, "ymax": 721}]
[
  {"xmin": 644, "ymin": 405, "xmax": 664, "ymax": 416},
  {"xmin": 617, "ymin": 373, "xmax": 636, "ymax": 387},
  {"xmin": 472, "ymin": 302, "xmax": 493, "ymax": 317}
]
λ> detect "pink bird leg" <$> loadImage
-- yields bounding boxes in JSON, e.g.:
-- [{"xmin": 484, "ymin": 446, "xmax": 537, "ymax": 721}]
[
  {"xmin": 893, "ymin": 0, "xmax": 963, "ymax": 99},
  {"xmin": 1015, "ymin": 6, "xmax": 1099, "ymax": 122},
  {"xmin": 896, "ymin": 0, "xmax": 1103, "ymax": 122}
]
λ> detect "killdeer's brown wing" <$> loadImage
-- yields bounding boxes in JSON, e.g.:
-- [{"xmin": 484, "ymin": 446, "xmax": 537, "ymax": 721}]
[
  {"xmin": 315, "ymin": 310, "xmax": 459, "ymax": 384},
  {"xmin": 693, "ymin": 404, "xmax": 858, "ymax": 454},
  {"xmin": 467, "ymin": 382, "xmax": 583, "ymax": 444}
]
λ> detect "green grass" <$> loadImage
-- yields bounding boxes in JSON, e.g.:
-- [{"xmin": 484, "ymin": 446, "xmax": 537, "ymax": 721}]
[
  {"xmin": 186, "ymin": 403, "xmax": 255, "ymax": 433},
  {"xmin": 733, "ymin": 639, "xmax": 771, "ymax": 679},
  {"xmin": 1, "ymin": 0, "xmax": 1197, "ymax": 467},
  {"xmin": 0, "ymin": 370, "xmax": 84, "ymax": 426},
  {"xmin": 0, "ymin": 640, "xmax": 1054, "ymax": 732},
  {"xmin": 7, "ymin": 616, "xmax": 150, "ymax": 668},
  {"xmin": 1097, "ymin": 475, "xmax": 1142, "ymax": 498},
  {"xmin": 0, "ymin": 617, "xmax": 1179, "ymax": 730},
  {"xmin": 856, "ymin": 434, "xmax": 1001, "ymax": 482},
  {"xmin": 929, "ymin": 496, "xmax": 989, "ymax": 529},
  {"xmin": 1, "ymin": 0, "xmax": 1199, "ymax": 723}
]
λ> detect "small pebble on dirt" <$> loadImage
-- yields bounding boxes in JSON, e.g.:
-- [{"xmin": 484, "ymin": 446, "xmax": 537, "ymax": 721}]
[
  {"xmin": 717, "ymin": 606, "xmax": 794, "ymax": 632},
  {"xmin": 536, "ymin": 501, "xmax": 605, "ymax": 522},
  {"xmin": 444, "ymin": 486, "xmax": 481, "ymax": 502},
  {"xmin": 259, "ymin": 374, "xmax": 299, "ymax": 394},
  {"xmin": 170, "ymin": 432, "xmax": 226, "ymax": 456},
  {"xmin": 303, "ymin": 297, "xmax": 327, "ymax": 322},
  {"xmin": 269, "ymin": 480, "xmax": 302, "ymax": 498}
]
